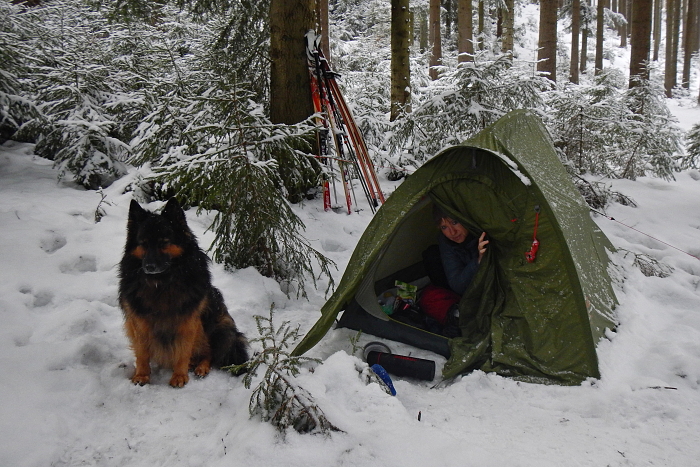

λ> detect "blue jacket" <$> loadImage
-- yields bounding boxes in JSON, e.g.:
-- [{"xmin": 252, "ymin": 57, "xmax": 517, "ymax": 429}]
[{"xmin": 438, "ymin": 233, "xmax": 480, "ymax": 295}]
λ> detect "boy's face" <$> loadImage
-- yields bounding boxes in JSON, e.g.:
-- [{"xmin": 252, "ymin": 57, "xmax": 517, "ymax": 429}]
[{"xmin": 439, "ymin": 218, "xmax": 469, "ymax": 244}]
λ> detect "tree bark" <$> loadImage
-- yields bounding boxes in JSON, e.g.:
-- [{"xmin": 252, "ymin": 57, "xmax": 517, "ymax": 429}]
[
  {"xmin": 429, "ymin": 0, "xmax": 442, "ymax": 80},
  {"xmin": 665, "ymin": 0, "xmax": 678, "ymax": 95},
  {"xmin": 419, "ymin": 11, "xmax": 428, "ymax": 53},
  {"xmin": 478, "ymin": 0, "xmax": 485, "ymax": 50},
  {"xmin": 445, "ymin": 0, "xmax": 453, "ymax": 38},
  {"xmin": 620, "ymin": 0, "xmax": 627, "ymax": 47},
  {"xmin": 580, "ymin": 0, "xmax": 590, "ymax": 73},
  {"xmin": 391, "ymin": 0, "xmax": 412, "ymax": 120},
  {"xmin": 269, "ymin": 0, "xmax": 315, "ymax": 125},
  {"xmin": 652, "ymin": 0, "xmax": 662, "ymax": 60},
  {"xmin": 458, "ymin": 0, "xmax": 474, "ymax": 62},
  {"xmin": 538, "ymin": 0, "xmax": 558, "ymax": 82},
  {"xmin": 571, "ymin": 0, "xmax": 581, "ymax": 83},
  {"xmin": 315, "ymin": 0, "xmax": 331, "ymax": 63},
  {"xmin": 629, "ymin": 0, "xmax": 653, "ymax": 87},
  {"xmin": 683, "ymin": 0, "xmax": 699, "ymax": 87},
  {"xmin": 595, "ymin": 0, "xmax": 606, "ymax": 74},
  {"xmin": 502, "ymin": 0, "xmax": 515, "ymax": 54},
  {"xmin": 581, "ymin": 26, "xmax": 589, "ymax": 72}
]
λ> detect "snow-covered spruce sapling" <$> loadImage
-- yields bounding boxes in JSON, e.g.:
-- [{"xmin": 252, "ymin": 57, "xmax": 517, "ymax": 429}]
[
  {"xmin": 684, "ymin": 123, "xmax": 700, "ymax": 170},
  {"xmin": 619, "ymin": 249, "xmax": 674, "ymax": 278},
  {"xmin": 226, "ymin": 305, "xmax": 340, "ymax": 436},
  {"xmin": 349, "ymin": 329, "xmax": 363, "ymax": 357}
]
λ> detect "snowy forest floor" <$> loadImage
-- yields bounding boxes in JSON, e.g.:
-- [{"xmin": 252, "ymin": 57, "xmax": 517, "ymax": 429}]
[{"xmin": 1, "ymin": 103, "xmax": 700, "ymax": 466}]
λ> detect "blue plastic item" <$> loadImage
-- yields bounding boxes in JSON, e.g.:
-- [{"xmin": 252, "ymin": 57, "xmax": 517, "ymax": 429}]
[{"xmin": 371, "ymin": 364, "xmax": 397, "ymax": 396}]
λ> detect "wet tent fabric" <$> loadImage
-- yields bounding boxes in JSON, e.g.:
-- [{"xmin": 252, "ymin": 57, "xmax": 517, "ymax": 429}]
[{"xmin": 292, "ymin": 109, "xmax": 618, "ymax": 385}]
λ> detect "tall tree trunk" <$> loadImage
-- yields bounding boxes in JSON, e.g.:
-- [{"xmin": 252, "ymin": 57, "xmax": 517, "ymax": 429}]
[
  {"xmin": 502, "ymin": 0, "xmax": 515, "ymax": 54},
  {"xmin": 683, "ymin": 0, "xmax": 699, "ymax": 87},
  {"xmin": 478, "ymin": 0, "xmax": 485, "ymax": 50},
  {"xmin": 580, "ymin": 0, "xmax": 590, "ymax": 72},
  {"xmin": 581, "ymin": 26, "xmax": 589, "ymax": 72},
  {"xmin": 269, "ymin": 0, "xmax": 315, "ymax": 125},
  {"xmin": 315, "ymin": 0, "xmax": 330, "ymax": 63},
  {"xmin": 445, "ymin": 0, "xmax": 453, "ymax": 37},
  {"xmin": 653, "ymin": 0, "xmax": 662, "ymax": 60},
  {"xmin": 429, "ymin": 0, "xmax": 442, "ymax": 80},
  {"xmin": 620, "ymin": 0, "xmax": 628, "ymax": 47},
  {"xmin": 665, "ymin": 0, "xmax": 678, "ymax": 95},
  {"xmin": 571, "ymin": 0, "xmax": 581, "ymax": 83},
  {"xmin": 538, "ymin": 0, "xmax": 558, "ymax": 81},
  {"xmin": 673, "ymin": 0, "xmax": 682, "ymax": 76},
  {"xmin": 497, "ymin": 8, "xmax": 503, "ymax": 39},
  {"xmin": 391, "ymin": 0, "xmax": 412, "ymax": 120},
  {"xmin": 629, "ymin": 0, "xmax": 653, "ymax": 87},
  {"xmin": 420, "ymin": 11, "xmax": 428, "ymax": 53},
  {"xmin": 458, "ymin": 0, "xmax": 474, "ymax": 62},
  {"xmin": 595, "ymin": 0, "xmax": 606, "ymax": 74}
]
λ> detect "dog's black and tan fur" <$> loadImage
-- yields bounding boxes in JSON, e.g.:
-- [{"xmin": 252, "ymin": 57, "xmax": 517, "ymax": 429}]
[{"xmin": 118, "ymin": 198, "xmax": 249, "ymax": 387}]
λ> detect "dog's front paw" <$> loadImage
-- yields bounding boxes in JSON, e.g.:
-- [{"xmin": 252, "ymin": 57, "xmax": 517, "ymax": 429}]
[
  {"xmin": 169, "ymin": 372, "xmax": 189, "ymax": 388},
  {"xmin": 194, "ymin": 361, "xmax": 211, "ymax": 378},
  {"xmin": 131, "ymin": 373, "xmax": 150, "ymax": 386}
]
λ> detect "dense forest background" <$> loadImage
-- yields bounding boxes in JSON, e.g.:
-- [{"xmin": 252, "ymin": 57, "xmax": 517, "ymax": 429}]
[{"xmin": 1, "ymin": 0, "xmax": 699, "ymax": 293}]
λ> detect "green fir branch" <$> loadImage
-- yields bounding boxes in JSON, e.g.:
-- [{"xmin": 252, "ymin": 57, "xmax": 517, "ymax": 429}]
[{"xmin": 226, "ymin": 304, "xmax": 341, "ymax": 436}]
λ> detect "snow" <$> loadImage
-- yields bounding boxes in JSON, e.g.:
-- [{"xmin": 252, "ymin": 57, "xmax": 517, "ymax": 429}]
[{"xmin": 1, "ymin": 101, "xmax": 700, "ymax": 467}]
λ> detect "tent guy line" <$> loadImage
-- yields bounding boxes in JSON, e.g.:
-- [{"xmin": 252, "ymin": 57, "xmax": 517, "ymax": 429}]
[{"xmin": 590, "ymin": 208, "xmax": 700, "ymax": 261}]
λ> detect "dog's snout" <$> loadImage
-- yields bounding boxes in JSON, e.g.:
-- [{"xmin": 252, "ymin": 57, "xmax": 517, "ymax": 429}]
[
  {"xmin": 143, "ymin": 261, "xmax": 169, "ymax": 275},
  {"xmin": 142, "ymin": 249, "xmax": 171, "ymax": 275}
]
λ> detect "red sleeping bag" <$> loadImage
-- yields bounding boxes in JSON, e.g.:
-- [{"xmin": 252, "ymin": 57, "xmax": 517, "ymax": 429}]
[{"xmin": 417, "ymin": 284, "xmax": 461, "ymax": 325}]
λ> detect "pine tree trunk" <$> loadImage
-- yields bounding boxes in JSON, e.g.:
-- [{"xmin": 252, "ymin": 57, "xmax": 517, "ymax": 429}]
[
  {"xmin": 478, "ymin": 0, "xmax": 485, "ymax": 50},
  {"xmin": 315, "ymin": 0, "xmax": 331, "ymax": 63},
  {"xmin": 673, "ymin": 0, "xmax": 682, "ymax": 75},
  {"xmin": 538, "ymin": 0, "xmax": 558, "ymax": 82},
  {"xmin": 458, "ymin": 0, "xmax": 474, "ymax": 62},
  {"xmin": 445, "ymin": 0, "xmax": 453, "ymax": 38},
  {"xmin": 653, "ymin": 0, "xmax": 662, "ymax": 60},
  {"xmin": 571, "ymin": 0, "xmax": 581, "ymax": 83},
  {"xmin": 629, "ymin": 0, "xmax": 653, "ymax": 87},
  {"xmin": 581, "ymin": 26, "xmax": 589, "ymax": 72},
  {"xmin": 420, "ymin": 11, "xmax": 428, "ymax": 53},
  {"xmin": 502, "ymin": 0, "xmax": 515, "ymax": 54},
  {"xmin": 391, "ymin": 0, "xmax": 412, "ymax": 120},
  {"xmin": 269, "ymin": 0, "xmax": 315, "ymax": 125},
  {"xmin": 497, "ymin": 8, "xmax": 503, "ymax": 39},
  {"xmin": 665, "ymin": 0, "xmax": 678, "ymax": 95},
  {"xmin": 580, "ymin": 0, "xmax": 590, "ymax": 72},
  {"xmin": 683, "ymin": 0, "xmax": 699, "ymax": 87},
  {"xmin": 429, "ymin": 0, "xmax": 442, "ymax": 80},
  {"xmin": 595, "ymin": 0, "xmax": 606, "ymax": 74},
  {"xmin": 620, "ymin": 0, "xmax": 628, "ymax": 47}
]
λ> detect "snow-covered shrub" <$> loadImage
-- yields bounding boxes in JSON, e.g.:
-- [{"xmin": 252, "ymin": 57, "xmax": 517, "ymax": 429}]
[
  {"xmin": 0, "ymin": 2, "xmax": 40, "ymax": 141},
  {"xmin": 227, "ymin": 305, "xmax": 340, "ymax": 436},
  {"xmin": 547, "ymin": 69, "xmax": 683, "ymax": 181},
  {"xmin": 131, "ymin": 77, "xmax": 334, "ymax": 296},
  {"xmin": 15, "ymin": 1, "xmax": 135, "ymax": 188},
  {"xmin": 388, "ymin": 53, "xmax": 551, "ymax": 165},
  {"xmin": 683, "ymin": 123, "xmax": 700, "ymax": 170}
]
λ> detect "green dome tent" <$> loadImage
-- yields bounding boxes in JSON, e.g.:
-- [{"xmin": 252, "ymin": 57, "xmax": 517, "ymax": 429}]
[{"xmin": 293, "ymin": 109, "xmax": 618, "ymax": 385}]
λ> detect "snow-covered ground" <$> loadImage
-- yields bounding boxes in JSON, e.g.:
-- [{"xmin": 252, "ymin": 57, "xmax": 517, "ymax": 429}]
[{"xmin": 1, "ymin": 100, "xmax": 699, "ymax": 467}]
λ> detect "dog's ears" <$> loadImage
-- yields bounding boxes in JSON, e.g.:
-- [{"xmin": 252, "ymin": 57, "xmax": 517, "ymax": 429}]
[
  {"xmin": 162, "ymin": 198, "xmax": 188, "ymax": 228},
  {"xmin": 128, "ymin": 199, "xmax": 148, "ymax": 223}
]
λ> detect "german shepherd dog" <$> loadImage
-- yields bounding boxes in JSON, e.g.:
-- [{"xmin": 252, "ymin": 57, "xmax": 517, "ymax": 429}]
[{"xmin": 118, "ymin": 198, "xmax": 249, "ymax": 387}]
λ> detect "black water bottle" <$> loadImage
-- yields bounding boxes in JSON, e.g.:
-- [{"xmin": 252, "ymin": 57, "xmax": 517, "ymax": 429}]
[{"xmin": 366, "ymin": 351, "xmax": 436, "ymax": 381}]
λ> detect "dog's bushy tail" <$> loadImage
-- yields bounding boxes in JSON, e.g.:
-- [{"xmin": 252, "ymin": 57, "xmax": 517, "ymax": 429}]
[{"xmin": 215, "ymin": 329, "xmax": 249, "ymax": 366}]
